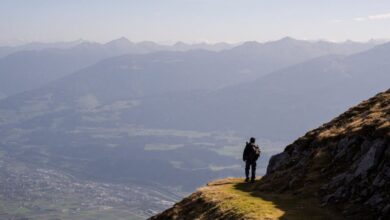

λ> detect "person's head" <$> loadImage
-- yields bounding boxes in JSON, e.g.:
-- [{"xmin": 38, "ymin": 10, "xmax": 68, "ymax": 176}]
[{"xmin": 250, "ymin": 137, "xmax": 256, "ymax": 143}]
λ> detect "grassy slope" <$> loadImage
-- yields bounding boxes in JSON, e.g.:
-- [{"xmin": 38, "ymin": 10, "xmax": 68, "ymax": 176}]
[
  {"xmin": 210, "ymin": 179, "xmax": 341, "ymax": 220},
  {"xmin": 197, "ymin": 178, "xmax": 343, "ymax": 220}
]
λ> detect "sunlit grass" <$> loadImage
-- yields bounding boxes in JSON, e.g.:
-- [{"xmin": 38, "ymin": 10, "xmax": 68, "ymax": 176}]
[{"xmin": 199, "ymin": 178, "xmax": 343, "ymax": 220}]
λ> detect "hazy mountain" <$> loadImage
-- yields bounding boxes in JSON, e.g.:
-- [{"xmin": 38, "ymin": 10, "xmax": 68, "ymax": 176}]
[
  {"xmin": 171, "ymin": 41, "xmax": 235, "ymax": 51},
  {"xmin": 42, "ymin": 40, "xmax": 387, "ymax": 143},
  {"xmin": 0, "ymin": 37, "xmax": 380, "ymax": 99},
  {"xmin": 1, "ymin": 39, "xmax": 389, "ymax": 158},
  {"xmin": 0, "ymin": 49, "xmax": 105, "ymax": 97},
  {"xmin": 126, "ymin": 42, "xmax": 390, "ymax": 141},
  {"xmin": 1, "ymin": 40, "xmax": 388, "ymax": 155},
  {"xmin": 0, "ymin": 39, "xmax": 86, "ymax": 58},
  {"xmin": 0, "ymin": 39, "xmax": 389, "ymax": 219},
  {"xmin": 0, "ymin": 38, "xmax": 163, "ymax": 97},
  {"xmin": 0, "ymin": 38, "xmax": 237, "ymax": 60},
  {"xmin": 0, "ymin": 38, "xmax": 237, "ymax": 98}
]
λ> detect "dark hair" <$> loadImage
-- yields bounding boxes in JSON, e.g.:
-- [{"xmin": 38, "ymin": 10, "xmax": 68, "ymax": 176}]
[{"xmin": 250, "ymin": 137, "xmax": 256, "ymax": 143}]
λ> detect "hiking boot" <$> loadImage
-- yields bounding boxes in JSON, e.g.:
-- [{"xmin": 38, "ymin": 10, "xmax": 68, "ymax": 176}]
[
  {"xmin": 244, "ymin": 178, "xmax": 249, "ymax": 182},
  {"xmin": 250, "ymin": 178, "xmax": 255, "ymax": 183}
]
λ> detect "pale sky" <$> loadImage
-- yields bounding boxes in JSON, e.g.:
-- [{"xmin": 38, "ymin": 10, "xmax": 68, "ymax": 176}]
[{"xmin": 1, "ymin": 0, "xmax": 390, "ymax": 45}]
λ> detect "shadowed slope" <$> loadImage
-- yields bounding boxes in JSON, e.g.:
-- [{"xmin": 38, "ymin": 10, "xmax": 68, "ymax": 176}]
[{"xmin": 259, "ymin": 89, "xmax": 390, "ymax": 218}]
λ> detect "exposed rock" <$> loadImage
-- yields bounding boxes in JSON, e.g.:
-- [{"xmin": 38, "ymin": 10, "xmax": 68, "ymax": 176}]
[
  {"xmin": 266, "ymin": 151, "xmax": 289, "ymax": 174},
  {"xmin": 365, "ymin": 194, "xmax": 383, "ymax": 207},
  {"xmin": 258, "ymin": 89, "xmax": 390, "ymax": 218},
  {"xmin": 382, "ymin": 204, "xmax": 390, "ymax": 217},
  {"xmin": 354, "ymin": 143, "xmax": 376, "ymax": 178}
]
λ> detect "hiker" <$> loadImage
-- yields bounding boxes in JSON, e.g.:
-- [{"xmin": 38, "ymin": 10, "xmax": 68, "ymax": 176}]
[{"xmin": 243, "ymin": 137, "xmax": 261, "ymax": 183}]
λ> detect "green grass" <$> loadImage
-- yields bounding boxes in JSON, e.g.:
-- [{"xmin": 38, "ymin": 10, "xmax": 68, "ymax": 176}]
[
  {"xmin": 0, "ymin": 201, "xmax": 32, "ymax": 216},
  {"xmin": 201, "ymin": 178, "xmax": 343, "ymax": 220},
  {"xmin": 13, "ymin": 206, "xmax": 31, "ymax": 215}
]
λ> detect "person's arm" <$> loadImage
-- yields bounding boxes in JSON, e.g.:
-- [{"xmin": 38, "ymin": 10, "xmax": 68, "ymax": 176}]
[{"xmin": 243, "ymin": 142, "xmax": 249, "ymax": 161}]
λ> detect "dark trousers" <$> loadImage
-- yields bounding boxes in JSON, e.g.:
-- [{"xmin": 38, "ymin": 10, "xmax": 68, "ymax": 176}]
[{"xmin": 245, "ymin": 160, "xmax": 256, "ymax": 180}]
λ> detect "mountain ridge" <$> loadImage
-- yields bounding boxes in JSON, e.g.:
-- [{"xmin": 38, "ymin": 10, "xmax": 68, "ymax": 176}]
[
  {"xmin": 0, "ymin": 37, "xmax": 380, "ymax": 98},
  {"xmin": 260, "ymin": 89, "xmax": 390, "ymax": 218}
]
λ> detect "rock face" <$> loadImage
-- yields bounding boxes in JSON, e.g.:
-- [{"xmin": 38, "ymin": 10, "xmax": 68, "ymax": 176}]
[{"xmin": 260, "ymin": 89, "xmax": 390, "ymax": 219}]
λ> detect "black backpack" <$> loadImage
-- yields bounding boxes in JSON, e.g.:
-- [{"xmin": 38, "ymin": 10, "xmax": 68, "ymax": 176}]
[{"xmin": 247, "ymin": 142, "xmax": 261, "ymax": 161}]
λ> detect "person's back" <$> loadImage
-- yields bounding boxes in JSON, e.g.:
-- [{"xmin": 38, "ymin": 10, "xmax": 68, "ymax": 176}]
[{"xmin": 242, "ymin": 137, "xmax": 260, "ymax": 183}]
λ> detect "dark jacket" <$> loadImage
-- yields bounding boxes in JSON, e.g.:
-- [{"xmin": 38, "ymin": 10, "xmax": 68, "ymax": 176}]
[{"xmin": 243, "ymin": 142, "xmax": 259, "ymax": 162}]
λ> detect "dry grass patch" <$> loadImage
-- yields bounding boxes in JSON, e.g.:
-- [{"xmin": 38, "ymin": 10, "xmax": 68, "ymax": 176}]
[{"xmin": 200, "ymin": 178, "xmax": 343, "ymax": 220}]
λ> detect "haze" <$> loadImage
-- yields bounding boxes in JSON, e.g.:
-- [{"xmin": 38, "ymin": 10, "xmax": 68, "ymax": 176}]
[
  {"xmin": 1, "ymin": 1, "xmax": 390, "ymax": 219},
  {"xmin": 2, "ymin": 0, "xmax": 390, "ymax": 45}
]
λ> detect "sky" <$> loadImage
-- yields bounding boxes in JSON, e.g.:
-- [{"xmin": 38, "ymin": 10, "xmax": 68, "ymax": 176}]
[{"xmin": 1, "ymin": 0, "xmax": 390, "ymax": 45}]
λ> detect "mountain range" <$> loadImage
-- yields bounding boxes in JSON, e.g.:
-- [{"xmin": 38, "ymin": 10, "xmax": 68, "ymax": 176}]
[
  {"xmin": 0, "ymin": 37, "xmax": 389, "ymax": 219},
  {"xmin": 0, "ymin": 37, "xmax": 236, "ymax": 98},
  {"xmin": 0, "ymin": 37, "xmax": 380, "ymax": 98}
]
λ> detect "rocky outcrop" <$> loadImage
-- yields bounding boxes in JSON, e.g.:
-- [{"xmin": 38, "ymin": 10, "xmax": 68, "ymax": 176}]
[{"xmin": 259, "ymin": 89, "xmax": 390, "ymax": 219}]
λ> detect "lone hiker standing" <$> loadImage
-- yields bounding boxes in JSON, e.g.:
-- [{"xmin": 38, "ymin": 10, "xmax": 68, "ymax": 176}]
[{"xmin": 243, "ymin": 137, "xmax": 261, "ymax": 183}]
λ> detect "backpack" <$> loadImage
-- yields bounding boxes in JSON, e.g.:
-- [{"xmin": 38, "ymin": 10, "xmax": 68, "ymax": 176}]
[
  {"xmin": 247, "ymin": 142, "xmax": 261, "ymax": 161},
  {"xmin": 252, "ymin": 144, "xmax": 261, "ymax": 161}
]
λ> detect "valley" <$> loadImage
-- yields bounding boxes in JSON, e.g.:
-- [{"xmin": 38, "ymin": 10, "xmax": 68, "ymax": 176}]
[{"xmin": 0, "ymin": 37, "xmax": 389, "ymax": 219}]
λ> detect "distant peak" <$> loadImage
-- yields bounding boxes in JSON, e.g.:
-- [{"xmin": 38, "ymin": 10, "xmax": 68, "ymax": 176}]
[
  {"xmin": 238, "ymin": 41, "xmax": 261, "ymax": 48},
  {"xmin": 277, "ymin": 36, "xmax": 298, "ymax": 42},
  {"xmin": 343, "ymin": 39, "xmax": 358, "ymax": 44},
  {"xmin": 242, "ymin": 41, "xmax": 261, "ymax": 45},
  {"xmin": 117, "ymin": 37, "xmax": 130, "ymax": 41},
  {"xmin": 174, "ymin": 41, "xmax": 188, "ymax": 47},
  {"xmin": 106, "ymin": 37, "xmax": 132, "ymax": 45}
]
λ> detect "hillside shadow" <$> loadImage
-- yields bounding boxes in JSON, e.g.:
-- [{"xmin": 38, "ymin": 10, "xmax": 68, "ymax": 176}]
[{"xmin": 232, "ymin": 180, "xmax": 344, "ymax": 220}]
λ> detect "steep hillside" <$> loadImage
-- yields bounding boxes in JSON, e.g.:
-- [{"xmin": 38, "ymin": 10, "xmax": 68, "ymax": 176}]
[
  {"xmin": 260, "ymin": 89, "xmax": 390, "ymax": 218},
  {"xmin": 150, "ymin": 178, "xmax": 343, "ymax": 220},
  {"xmin": 151, "ymin": 89, "xmax": 389, "ymax": 219}
]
